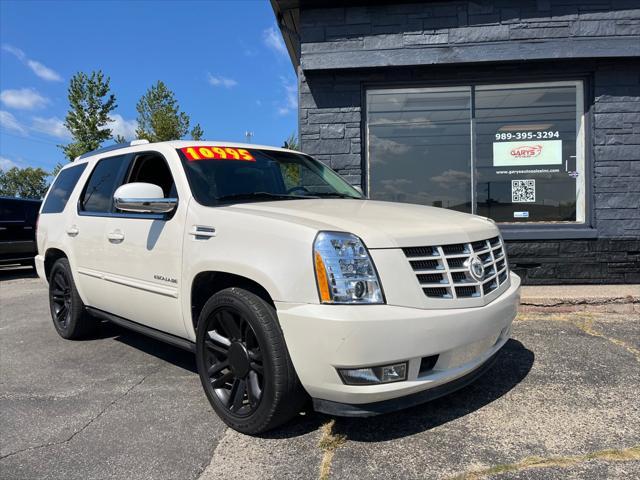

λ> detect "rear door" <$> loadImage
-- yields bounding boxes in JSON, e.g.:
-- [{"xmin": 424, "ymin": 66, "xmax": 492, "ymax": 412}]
[{"xmin": 74, "ymin": 154, "xmax": 130, "ymax": 311}]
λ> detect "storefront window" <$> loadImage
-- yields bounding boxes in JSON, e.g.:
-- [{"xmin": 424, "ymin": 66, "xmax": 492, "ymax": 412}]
[
  {"xmin": 367, "ymin": 87, "xmax": 472, "ymax": 212},
  {"xmin": 366, "ymin": 81, "xmax": 585, "ymax": 224}
]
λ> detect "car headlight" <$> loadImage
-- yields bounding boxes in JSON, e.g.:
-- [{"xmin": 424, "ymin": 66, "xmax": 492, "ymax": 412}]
[{"xmin": 313, "ymin": 231, "xmax": 384, "ymax": 304}]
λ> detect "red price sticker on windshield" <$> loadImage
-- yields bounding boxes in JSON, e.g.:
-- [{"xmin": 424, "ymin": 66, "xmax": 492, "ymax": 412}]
[{"xmin": 181, "ymin": 146, "xmax": 255, "ymax": 162}]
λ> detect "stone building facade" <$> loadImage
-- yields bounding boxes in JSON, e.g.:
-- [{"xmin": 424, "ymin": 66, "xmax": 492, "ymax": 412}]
[{"xmin": 271, "ymin": 0, "xmax": 640, "ymax": 283}]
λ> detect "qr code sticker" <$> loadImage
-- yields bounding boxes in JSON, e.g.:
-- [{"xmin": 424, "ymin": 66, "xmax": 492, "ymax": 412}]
[{"xmin": 512, "ymin": 179, "xmax": 536, "ymax": 203}]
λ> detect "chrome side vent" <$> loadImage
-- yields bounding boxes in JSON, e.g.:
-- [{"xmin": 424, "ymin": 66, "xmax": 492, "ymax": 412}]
[{"xmin": 402, "ymin": 235, "xmax": 509, "ymax": 300}]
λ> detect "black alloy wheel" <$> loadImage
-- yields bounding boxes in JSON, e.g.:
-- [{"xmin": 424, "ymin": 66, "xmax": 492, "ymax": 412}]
[
  {"xmin": 50, "ymin": 268, "xmax": 72, "ymax": 329},
  {"xmin": 196, "ymin": 288, "xmax": 307, "ymax": 434},
  {"xmin": 48, "ymin": 258, "xmax": 95, "ymax": 339},
  {"xmin": 203, "ymin": 307, "xmax": 264, "ymax": 416}
]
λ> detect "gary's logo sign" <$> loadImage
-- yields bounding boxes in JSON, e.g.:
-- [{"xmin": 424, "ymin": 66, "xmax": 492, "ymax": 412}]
[
  {"xmin": 510, "ymin": 145, "xmax": 543, "ymax": 158},
  {"xmin": 494, "ymin": 140, "xmax": 562, "ymax": 167}
]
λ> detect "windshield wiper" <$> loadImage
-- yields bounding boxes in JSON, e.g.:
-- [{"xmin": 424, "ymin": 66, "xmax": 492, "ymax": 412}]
[{"xmin": 216, "ymin": 192, "xmax": 317, "ymax": 203}]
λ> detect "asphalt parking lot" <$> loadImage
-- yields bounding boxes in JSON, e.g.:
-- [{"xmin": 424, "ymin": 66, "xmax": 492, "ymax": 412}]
[{"xmin": 1, "ymin": 269, "xmax": 639, "ymax": 480}]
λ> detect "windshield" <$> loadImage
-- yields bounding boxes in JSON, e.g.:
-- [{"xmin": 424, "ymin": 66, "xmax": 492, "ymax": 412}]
[{"xmin": 177, "ymin": 146, "xmax": 363, "ymax": 206}]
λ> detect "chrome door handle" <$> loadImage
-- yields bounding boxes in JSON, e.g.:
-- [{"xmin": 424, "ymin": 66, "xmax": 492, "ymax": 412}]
[
  {"xmin": 189, "ymin": 225, "xmax": 216, "ymax": 238},
  {"xmin": 107, "ymin": 230, "xmax": 125, "ymax": 242},
  {"xmin": 66, "ymin": 226, "xmax": 79, "ymax": 237}
]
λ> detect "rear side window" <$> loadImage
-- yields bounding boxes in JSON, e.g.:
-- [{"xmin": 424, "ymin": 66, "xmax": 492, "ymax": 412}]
[
  {"xmin": 0, "ymin": 199, "xmax": 25, "ymax": 221},
  {"xmin": 80, "ymin": 155, "xmax": 128, "ymax": 213},
  {"xmin": 41, "ymin": 164, "xmax": 87, "ymax": 214}
]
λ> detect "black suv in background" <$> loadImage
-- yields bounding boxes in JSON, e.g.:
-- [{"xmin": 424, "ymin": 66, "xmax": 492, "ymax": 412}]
[{"xmin": 0, "ymin": 197, "xmax": 42, "ymax": 268}]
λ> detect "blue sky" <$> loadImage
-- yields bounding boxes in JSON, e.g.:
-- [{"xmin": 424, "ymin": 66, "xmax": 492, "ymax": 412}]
[{"xmin": 0, "ymin": 0, "xmax": 297, "ymax": 172}]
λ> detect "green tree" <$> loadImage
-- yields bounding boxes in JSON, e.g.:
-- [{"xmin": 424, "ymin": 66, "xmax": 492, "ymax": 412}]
[
  {"xmin": 282, "ymin": 132, "xmax": 299, "ymax": 150},
  {"xmin": 51, "ymin": 163, "xmax": 64, "ymax": 177},
  {"xmin": 135, "ymin": 81, "xmax": 190, "ymax": 142},
  {"xmin": 0, "ymin": 167, "xmax": 50, "ymax": 199},
  {"xmin": 191, "ymin": 123, "xmax": 204, "ymax": 140},
  {"xmin": 60, "ymin": 71, "xmax": 117, "ymax": 161}
]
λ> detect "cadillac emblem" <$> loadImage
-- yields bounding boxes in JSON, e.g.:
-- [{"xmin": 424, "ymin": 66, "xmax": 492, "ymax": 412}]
[{"xmin": 467, "ymin": 255, "xmax": 485, "ymax": 282}]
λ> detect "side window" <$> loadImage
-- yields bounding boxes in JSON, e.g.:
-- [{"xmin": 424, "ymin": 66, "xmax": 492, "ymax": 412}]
[
  {"xmin": 41, "ymin": 163, "xmax": 87, "ymax": 214},
  {"xmin": 80, "ymin": 155, "xmax": 127, "ymax": 213},
  {"xmin": 0, "ymin": 199, "xmax": 24, "ymax": 221},
  {"xmin": 123, "ymin": 152, "xmax": 176, "ymax": 198}
]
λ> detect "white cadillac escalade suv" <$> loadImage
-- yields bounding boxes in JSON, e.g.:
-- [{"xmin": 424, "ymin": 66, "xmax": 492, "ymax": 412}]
[{"xmin": 36, "ymin": 140, "xmax": 520, "ymax": 434}]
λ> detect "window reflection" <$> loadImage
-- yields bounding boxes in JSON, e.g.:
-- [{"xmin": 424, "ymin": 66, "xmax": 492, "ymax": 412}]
[
  {"xmin": 475, "ymin": 85, "xmax": 578, "ymax": 222},
  {"xmin": 367, "ymin": 87, "xmax": 472, "ymax": 212},
  {"xmin": 366, "ymin": 82, "xmax": 583, "ymax": 223}
]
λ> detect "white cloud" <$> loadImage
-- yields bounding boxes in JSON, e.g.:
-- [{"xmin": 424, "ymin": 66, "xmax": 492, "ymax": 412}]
[
  {"xmin": 2, "ymin": 44, "xmax": 63, "ymax": 82},
  {"xmin": 31, "ymin": 116, "xmax": 70, "ymax": 139},
  {"xmin": 1, "ymin": 88, "xmax": 49, "ymax": 110},
  {"xmin": 276, "ymin": 76, "xmax": 297, "ymax": 116},
  {"xmin": 207, "ymin": 73, "xmax": 238, "ymax": 88},
  {"xmin": 1, "ymin": 44, "xmax": 26, "ymax": 61},
  {"xmin": 370, "ymin": 138, "xmax": 410, "ymax": 164},
  {"xmin": 432, "ymin": 169, "xmax": 471, "ymax": 189},
  {"xmin": 26, "ymin": 60, "xmax": 63, "ymax": 82},
  {"xmin": 106, "ymin": 114, "xmax": 138, "ymax": 140},
  {"xmin": 0, "ymin": 110, "xmax": 27, "ymax": 135},
  {"xmin": 263, "ymin": 26, "xmax": 287, "ymax": 56},
  {"xmin": 0, "ymin": 156, "xmax": 20, "ymax": 170}
]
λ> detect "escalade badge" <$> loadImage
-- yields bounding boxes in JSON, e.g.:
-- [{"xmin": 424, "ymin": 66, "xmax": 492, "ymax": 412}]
[
  {"xmin": 154, "ymin": 274, "xmax": 177, "ymax": 284},
  {"xmin": 467, "ymin": 255, "xmax": 485, "ymax": 282}
]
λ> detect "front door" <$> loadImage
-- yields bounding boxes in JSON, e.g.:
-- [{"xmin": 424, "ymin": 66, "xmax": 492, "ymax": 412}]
[{"xmin": 100, "ymin": 151, "xmax": 187, "ymax": 337}]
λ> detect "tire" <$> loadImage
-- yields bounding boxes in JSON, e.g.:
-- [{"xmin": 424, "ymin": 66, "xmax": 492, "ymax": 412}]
[
  {"xmin": 196, "ymin": 287, "xmax": 306, "ymax": 434},
  {"xmin": 48, "ymin": 258, "xmax": 95, "ymax": 339}
]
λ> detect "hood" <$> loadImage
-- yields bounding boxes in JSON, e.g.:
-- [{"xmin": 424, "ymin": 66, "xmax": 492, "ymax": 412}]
[{"xmin": 226, "ymin": 199, "xmax": 498, "ymax": 248}]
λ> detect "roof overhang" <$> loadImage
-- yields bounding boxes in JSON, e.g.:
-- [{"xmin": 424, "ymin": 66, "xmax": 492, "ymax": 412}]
[{"xmin": 270, "ymin": 0, "xmax": 301, "ymax": 69}]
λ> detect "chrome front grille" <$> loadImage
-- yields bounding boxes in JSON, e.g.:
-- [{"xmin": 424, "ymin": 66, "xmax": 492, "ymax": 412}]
[{"xmin": 403, "ymin": 236, "xmax": 509, "ymax": 300}]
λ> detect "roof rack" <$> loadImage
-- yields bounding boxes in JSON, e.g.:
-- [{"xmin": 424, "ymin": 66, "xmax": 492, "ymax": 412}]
[{"xmin": 76, "ymin": 139, "xmax": 149, "ymax": 161}]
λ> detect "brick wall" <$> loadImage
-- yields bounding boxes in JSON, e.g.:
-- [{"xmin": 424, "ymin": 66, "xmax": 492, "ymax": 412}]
[
  {"xmin": 297, "ymin": 1, "xmax": 640, "ymax": 283},
  {"xmin": 593, "ymin": 67, "xmax": 640, "ymax": 238},
  {"xmin": 507, "ymin": 239, "xmax": 640, "ymax": 284}
]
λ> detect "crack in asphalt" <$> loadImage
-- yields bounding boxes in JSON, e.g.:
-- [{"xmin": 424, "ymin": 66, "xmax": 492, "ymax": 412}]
[
  {"xmin": 0, "ymin": 370, "xmax": 156, "ymax": 461},
  {"xmin": 448, "ymin": 445, "xmax": 640, "ymax": 480},
  {"xmin": 521, "ymin": 296, "xmax": 638, "ymax": 307},
  {"xmin": 516, "ymin": 312, "xmax": 640, "ymax": 363}
]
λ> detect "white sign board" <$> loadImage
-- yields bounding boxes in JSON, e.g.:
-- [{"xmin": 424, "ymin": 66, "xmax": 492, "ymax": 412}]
[{"xmin": 493, "ymin": 140, "xmax": 562, "ymax": 167}]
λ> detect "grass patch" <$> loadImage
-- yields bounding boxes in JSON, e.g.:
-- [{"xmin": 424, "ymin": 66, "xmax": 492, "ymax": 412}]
[
  {"xmin": 451, "ymin": 445, "xmax": 640, "ymax": 480},
  {"xmin": 318, "ymin": 419, "xmax": 347, "ymax": 480}
]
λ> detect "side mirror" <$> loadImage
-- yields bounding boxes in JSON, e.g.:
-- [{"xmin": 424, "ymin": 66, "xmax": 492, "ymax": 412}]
[{"xmin": 113, "ymin": 182, "xmax": 177, "ymax": 214}]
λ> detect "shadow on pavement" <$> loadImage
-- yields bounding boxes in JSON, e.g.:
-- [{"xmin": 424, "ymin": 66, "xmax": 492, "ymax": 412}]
[
  {"xmin": 114, "ymin": 329, "xmax": 198, "ymax": 373},
  {"xmin": 0, "ymin": 265, "xmax": 38, "ymax": 281},
  {"xmin": 83, "ymin": 320, "xmax": 533, "ymax": 442}
]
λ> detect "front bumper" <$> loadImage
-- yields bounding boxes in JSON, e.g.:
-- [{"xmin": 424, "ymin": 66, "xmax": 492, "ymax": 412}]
[{"xmin": 276, "ymin": 272, "xmax": 520, "ymax": 411}]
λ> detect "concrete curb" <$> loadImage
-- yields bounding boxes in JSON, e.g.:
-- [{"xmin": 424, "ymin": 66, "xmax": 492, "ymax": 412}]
[{"xmin": 520, "ymin": 285, "xmax": 640, "ymax": 313}]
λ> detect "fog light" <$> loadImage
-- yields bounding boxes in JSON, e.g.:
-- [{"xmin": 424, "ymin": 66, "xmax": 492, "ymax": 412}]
[{"xmin": 338, "ymin": 362, "xmax": 407, "ymax": 385}]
